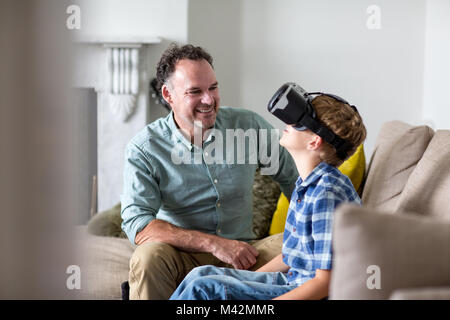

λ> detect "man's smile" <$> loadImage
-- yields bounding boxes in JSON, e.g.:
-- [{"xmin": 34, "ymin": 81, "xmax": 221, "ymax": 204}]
[{"xmin": 195, "ymin": 105, "xmax": 215, "ymax": 115}]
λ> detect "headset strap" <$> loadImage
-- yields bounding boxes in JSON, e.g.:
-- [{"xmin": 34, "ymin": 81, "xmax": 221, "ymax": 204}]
[{"xmin": 299, "ymin": 113, "xmax": 353, "ymax": 160}]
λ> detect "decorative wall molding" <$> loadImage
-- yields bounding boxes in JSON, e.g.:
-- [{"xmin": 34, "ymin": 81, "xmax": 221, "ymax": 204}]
[
  {"xmin": 107, "ymin": 47, "xmax": 139, "ymax": 121},
  {"xmin": 74, "ymin": 35, "xmax": 161, "ymax": 122}
]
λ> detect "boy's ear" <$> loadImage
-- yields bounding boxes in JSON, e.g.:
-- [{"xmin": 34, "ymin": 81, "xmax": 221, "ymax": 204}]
[
  {"xmin": 161, "ymin": 84, "xmax": 173, "ymax": 105},
  {"xmin": 308, "ymin": 135, "xmax": 323, "ymax": 151}
]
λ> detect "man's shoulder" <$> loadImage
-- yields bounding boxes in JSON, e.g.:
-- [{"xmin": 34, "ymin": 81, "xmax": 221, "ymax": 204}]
[{"xmin": 128, "ymin": 115, "xmax": 171, "ymax": 151}]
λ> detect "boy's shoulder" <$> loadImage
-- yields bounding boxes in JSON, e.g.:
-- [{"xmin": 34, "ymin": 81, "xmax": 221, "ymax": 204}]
[{"xmin": 310, "ymin": 163, "xmax": 360, "ymax": 202}]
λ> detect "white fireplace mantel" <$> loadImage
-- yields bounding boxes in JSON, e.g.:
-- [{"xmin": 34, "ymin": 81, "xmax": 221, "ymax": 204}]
[
  {"xmin": 74, "ymin": 35, "xmax": 161, "ymax": 47},
  {"xmin": 75, "ymin": 35, "xmax": 161, "ymax": 122},
  {"xmin": 73, "ymin": 35, "xmax": 162, "ymax": 212}
]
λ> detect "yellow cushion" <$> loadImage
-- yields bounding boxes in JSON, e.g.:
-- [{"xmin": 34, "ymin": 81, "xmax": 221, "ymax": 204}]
[
  {"xmin": 337, "ymin": 144, "xmax": 366, "ymax": 194},
  {"xmin": 268, "ymin": 144, "xmax": 366, "ymax": 235}
]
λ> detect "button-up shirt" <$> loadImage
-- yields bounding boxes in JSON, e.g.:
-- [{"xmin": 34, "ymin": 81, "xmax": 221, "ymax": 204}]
[
  {"xmin": 121, "ymin": 106, "xmax": 298, "ymax": 244},
  {"xmin": 282, "ymin": 162, "xmax": 362, "ymax": 286}
]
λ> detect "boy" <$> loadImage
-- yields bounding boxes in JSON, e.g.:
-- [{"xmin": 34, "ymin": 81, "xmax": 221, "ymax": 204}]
[{"xmin": 169, "ymin": 86, "xmax": 367, "ymax": 300}]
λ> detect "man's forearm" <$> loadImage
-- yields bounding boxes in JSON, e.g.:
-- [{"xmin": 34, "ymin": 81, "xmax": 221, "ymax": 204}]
[
  {"xmin": 135, "ymin": 218, "xmax": 260, "ymax": 270},
  {"xmin": 135, "ymin": 218, "xmax": 218, "ymax": 253}
]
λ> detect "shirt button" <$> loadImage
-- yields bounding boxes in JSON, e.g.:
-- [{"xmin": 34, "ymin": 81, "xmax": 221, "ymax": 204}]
[
  {"xmin": 288, "ymin": 272, "xmax": 293, "ymax": 276},
  {"xmin": 297, "ymin": 199, "xmax": 301, "ymax": 203},
  {"xmin": 293, "ymin": 227, "xmax": 296, "ymax": 232},
  {"xmin": 204, "ymin": 152, "xmax": 209, "ymax": 156},
  {"xmin": 217, "ymin": 229, "xmax": 221, "ymax": 233},
  {"xmin": 217, "ymin": 202, "xmax": 221, "ymax": 207},
  {"xmin": 214, "ymin": 179, "xmax": 218, "ymax": 184}
]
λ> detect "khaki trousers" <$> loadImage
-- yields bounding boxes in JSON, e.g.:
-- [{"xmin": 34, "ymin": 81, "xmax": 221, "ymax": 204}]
[{"xmin": 128, "ymin": 233, "xmax": 283, "ymax": 300}]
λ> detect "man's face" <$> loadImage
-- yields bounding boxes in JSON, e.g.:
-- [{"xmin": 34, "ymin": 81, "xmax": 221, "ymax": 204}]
[{"xmin": 162, "ymin": 59, "xmax": 220, "ymax": 138}]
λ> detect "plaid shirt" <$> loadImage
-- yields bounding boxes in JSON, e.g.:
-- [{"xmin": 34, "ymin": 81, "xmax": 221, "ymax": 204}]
[{"xmin": 282, "ymin": 162, "xmax": 362, "ymax": 286}]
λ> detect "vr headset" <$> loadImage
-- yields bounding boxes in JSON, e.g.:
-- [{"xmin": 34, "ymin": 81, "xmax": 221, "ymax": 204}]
[{"xmin": 268, "ymin": 82, "xmax": 357, "ymax": 160}]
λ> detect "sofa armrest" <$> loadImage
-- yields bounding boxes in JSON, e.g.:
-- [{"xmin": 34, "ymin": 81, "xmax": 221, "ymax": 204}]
[
  {"xmin": 329, "ymin": 204, "xmax": 450, "ymax": 300},
  {"xmin": 390, "ymin": 287, "xmax": 450, "ymax": 300}
]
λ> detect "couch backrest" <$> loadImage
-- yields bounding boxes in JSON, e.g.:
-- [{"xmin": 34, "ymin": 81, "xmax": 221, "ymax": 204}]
[
  {"xmin": 362, "ymin": 121, "xmax": 434, "ymax": 211},
  {"xmin": 395, "ymin": 130, "xmax": 450, "ymax": 220}
]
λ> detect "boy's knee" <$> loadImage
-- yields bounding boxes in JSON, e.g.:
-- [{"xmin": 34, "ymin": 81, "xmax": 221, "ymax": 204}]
[
  {"xmin": 185, "ymin": 276, "xmax": 222, "ymax": 300},
  {"xmin": 187, "ymin": 265, "xmax": 218, "ymax": 278}
]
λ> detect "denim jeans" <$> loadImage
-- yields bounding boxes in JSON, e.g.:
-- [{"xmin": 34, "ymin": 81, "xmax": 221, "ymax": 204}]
[{"xmin": 169, "ymin": 265, "xmax": 297, "ymax": 300}]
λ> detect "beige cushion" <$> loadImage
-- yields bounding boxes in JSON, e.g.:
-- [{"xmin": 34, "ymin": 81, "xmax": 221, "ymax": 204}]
[
  {"xmin": 395, "ymin": 130, "xmax": 450, "ymax": 220},
  {"xmin": 390, "ymin": 287, "xmax": 450, "ymax": 300},
  {"xmin": 75, "ymin": 226, "xmax": 135, "ymax": 299},
  {"xmin": 330, "ymin": 204, "xmax": 450, "ymax": 300},
  {"xmin": 361, "ymin": 121, "xmax": 434, "ymax": 211}
]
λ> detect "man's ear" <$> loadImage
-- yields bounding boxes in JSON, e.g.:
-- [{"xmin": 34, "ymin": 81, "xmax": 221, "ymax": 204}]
[
  {"xmin": 308, "ymin": 135, "xmax": 323, "ymax": 151},
  {"xmin": 161, "ymin": 84, "xmax": 173, "ymax": 105}
]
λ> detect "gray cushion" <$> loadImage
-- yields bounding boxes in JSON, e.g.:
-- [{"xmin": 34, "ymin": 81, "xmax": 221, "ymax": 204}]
[
  {"xmin": 395, "ymin": 130, "xmax": 450, "ymax": 220},
  {"xmin": 75, "ymin": 226, "xmax": 135, "ymax": 299},
  {"xmin": 390, "ymin": 287, "xmax": 450, "ymax": 300},
  {"xmin": 330, "ymin": 204, "xmax": 450, "ymax": 300},
  {"xmin": 361, "ymin": 121, "xmax": 434, "ymax": 211}
]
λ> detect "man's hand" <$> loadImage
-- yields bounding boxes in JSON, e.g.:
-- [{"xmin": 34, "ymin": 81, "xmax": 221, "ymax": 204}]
[
  {"xmin": 211, "ymin": 238, "xmax": 259, "ymax": 270},
  {"xmin": 135, "ymin": 219, "xmax": 259, "ymax": 269}
]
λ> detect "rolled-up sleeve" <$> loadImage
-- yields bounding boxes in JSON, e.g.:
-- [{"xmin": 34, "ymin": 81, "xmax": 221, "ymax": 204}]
[{"xmin": 121, "ymin": 142, "xmax": 161, "ymax": 244}]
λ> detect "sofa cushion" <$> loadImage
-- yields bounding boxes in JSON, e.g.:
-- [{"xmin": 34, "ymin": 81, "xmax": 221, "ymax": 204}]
[
  {"xmin": 395, "ymin": 130, "xmax": 450, "ymax": 220},
  {"xmin": 338, "ymin": 144, "xmax": 366, "ymax": 195},
  {"xmin": 87, "ymin": 203, "xmax": 126, "ymax": 239},
  {"xmin": 361, "ymin": 121, "xmax": 434, "ymax": 211},
  {"xmin": 389, "ymin": 287, "xmax": 450, "ymax": 300},
  {"xmin": 329, "ymin": 204, "xmax": 450, "ymax": 300},
  {"xmin": 75, "ymin": 226, "xmax": 135, "ymax": 299},
  {"xmin": 251, "ymin": 169, "xmax": 281, "ymax": 239}
]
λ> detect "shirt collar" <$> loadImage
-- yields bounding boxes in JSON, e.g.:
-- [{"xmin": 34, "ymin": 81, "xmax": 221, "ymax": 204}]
[
  {"xmin": 167, "ymin": 111, "xmax": 217, "ymax": 151},
  {"xmin": 295, "ymin": 162, "xmax": 334, "ymax": 188}
]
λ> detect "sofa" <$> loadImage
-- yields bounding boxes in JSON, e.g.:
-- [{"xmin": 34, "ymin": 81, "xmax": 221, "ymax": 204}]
[
  {"xmin": 329, "ymin": 121, "xmax": 450, "ymax": 299},
  {"xmin": 75, "ymin": 120, "xmax": 450, "ymax": 300}
]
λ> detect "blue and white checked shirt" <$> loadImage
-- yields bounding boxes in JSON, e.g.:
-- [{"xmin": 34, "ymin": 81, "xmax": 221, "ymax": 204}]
[{"xmin": 282, "ymin": 162, "xmax": 362, "ymax": 286}]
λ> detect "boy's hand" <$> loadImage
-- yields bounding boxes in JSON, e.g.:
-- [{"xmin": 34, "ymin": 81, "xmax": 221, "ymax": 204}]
[{"xmin": 255, "ymin": 253, "xmax": 289, "ymax": 273}]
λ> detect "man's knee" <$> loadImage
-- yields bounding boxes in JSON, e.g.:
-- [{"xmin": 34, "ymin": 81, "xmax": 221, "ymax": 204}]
[
  {"xmin": 129, "ymin": 242, "xmax": 182, "ymax": 300},
  {"xmin": 130, "ymin": 241, "xmax": 179, "ymax": 275},
  {"xmin": 250, "ymin": 233, "xmax": 283, "ymax": 270}
]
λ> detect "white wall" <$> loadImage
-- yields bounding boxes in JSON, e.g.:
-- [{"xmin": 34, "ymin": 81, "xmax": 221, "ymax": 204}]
[
  {"xmin": 423, "ymin": 0, "xmax": 450, "ymax": 130},
  {"xmin": 77, "ymin": 0, "xmax": 187, "ymax": 42},
  {"xmin": 189, "ymin": 0, "xmax": 427, "ymax": 157},
  {"xmin": 73, "ymin": 0, "xmax": 188, "ymax": 212}
]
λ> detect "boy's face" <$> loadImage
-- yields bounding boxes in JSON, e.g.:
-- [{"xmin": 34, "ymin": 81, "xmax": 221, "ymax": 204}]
[{"xmin": 280, "ymin": 125, "xmax": 316, "ymax": 152}]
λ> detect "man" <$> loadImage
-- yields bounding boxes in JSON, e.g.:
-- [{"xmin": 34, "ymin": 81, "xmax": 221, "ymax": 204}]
[{"xmin": 121, "ymin": 43, "xmax": 298, "ymax": 299}]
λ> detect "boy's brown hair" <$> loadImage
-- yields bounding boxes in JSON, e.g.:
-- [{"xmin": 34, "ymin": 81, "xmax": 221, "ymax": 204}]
[{"xmin": 310, "ymin": 95, "xmax": 367, "ymax": 167}]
